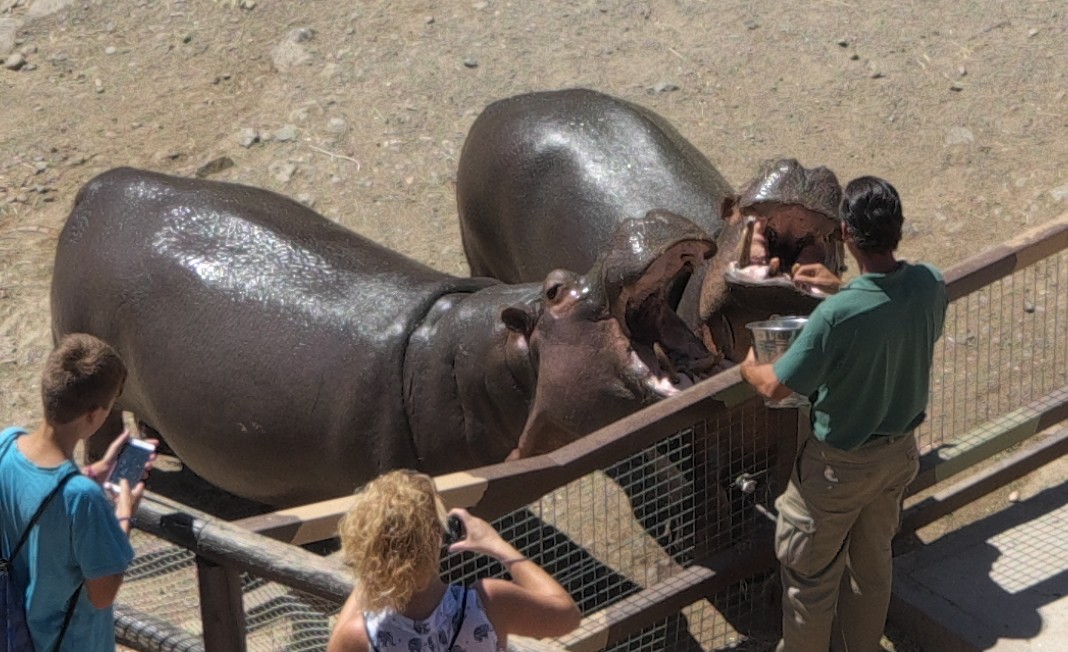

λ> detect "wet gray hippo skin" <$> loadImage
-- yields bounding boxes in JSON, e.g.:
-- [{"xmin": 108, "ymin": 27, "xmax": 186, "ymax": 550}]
[
  {"xmin": 51, "ymin": 168, "xmax": 714, "ymax": 506},
  {"xmin": 457, "ymin": 87, "xmax": 733, "ymax": 282},
  {"xmin": 457, "ymin": 89, "xmax": 844, "ymax": 362}
]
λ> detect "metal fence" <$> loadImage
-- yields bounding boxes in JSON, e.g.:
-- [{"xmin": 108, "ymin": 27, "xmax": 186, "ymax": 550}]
[{"xmin": 114, "ymin": 213, "xmax": 1068, "ymax": 652}]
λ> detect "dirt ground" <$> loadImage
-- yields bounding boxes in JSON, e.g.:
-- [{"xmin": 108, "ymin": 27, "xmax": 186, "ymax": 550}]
[{"xmin": 1, "ymin": 1, "xmax": 1066, "ymax": 650}]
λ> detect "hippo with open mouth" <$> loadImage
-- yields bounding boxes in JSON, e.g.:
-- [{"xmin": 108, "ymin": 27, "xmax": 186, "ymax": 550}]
[
  {"xmin": 50, "ymin": 168, "xmax": 715, "ymax": 505},
  {"xmin": 699, "ymin": 158, "xmax": 845, "ymax": 361},
  {"xmin": 456, "ymin": 88, "xmax": 844, "ymax": 363}
]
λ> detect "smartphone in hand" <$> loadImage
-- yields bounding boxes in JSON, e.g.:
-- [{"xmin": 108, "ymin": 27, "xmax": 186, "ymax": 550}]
[
  {"xmin": 104, "ymin": 438, "xmax": 155, "ymax": 493},
  {"xmin": 443, "ymin": 514, "xmax": 466, "ymax": 545}
]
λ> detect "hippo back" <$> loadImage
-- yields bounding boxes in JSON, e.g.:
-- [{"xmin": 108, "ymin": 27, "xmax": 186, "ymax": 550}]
[
  {"xmin": 51, "ymin": 167, "xmax": 488, "ymax": 505},
  {"xmin": 457, "ymin": 88, "xmax": 733, "ymax": 283}
]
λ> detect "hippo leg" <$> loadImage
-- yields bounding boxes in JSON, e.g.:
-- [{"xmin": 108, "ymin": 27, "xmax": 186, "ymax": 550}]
[{"xmin": 85, "ymin": 407, "xmax": 125, "ymax": 465}]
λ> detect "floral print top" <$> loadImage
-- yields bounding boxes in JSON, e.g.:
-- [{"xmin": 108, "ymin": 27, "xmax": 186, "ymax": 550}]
[{"xmin": 364, "ymin": 584, "xmax": 500, "ymax": 652}]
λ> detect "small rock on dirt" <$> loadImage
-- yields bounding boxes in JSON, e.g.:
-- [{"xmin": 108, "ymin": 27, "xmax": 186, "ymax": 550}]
[
  {"xmin": 272, "ymin": 39, "xmax": 312, "ymax": 72},
  {"xmin": 269, "ymin": 160, "xmax": 297, "ymax": 183},
  {"xmin": 236, "ymin": 127, "xmax": 260, "ymax": 148},
  {"xmin": 945, "ymin": 126, "xmax": 975, "ymax": 146},
  {"xmin": 649, "ymin": 80, "xmax": 680, "ymax": 94},
  {"xmin": 1008, "ymin": 490, "xmax": 1020, "ymax": 502},
  {"xmin": 324, "ymin": 117, "xmax": 347, "ymax": 134},
  {"xmin": 195, "ymin": 156, "xmax": 235, "ymax": 178},
  {"xmin": 27, "ymin": 0, "xmax": 73, "ymax": 20},
  {"xmin": 3, "ymin": 52, "xmax": 25, "ymax": 70},
  {"xmin": 274, "ymin": 124, "xmax": 298, "ymax": 142},
  {"xmin": 288, "ymin": 28, "xmax": 316, "ymax": 44},
  {"xmin": 1049, "ymin": 184, "xmax": 1068, "ymax": 202},
  {"xmin": 463, "ymin": 57, "xmax": 478, "ymax": 68},
  {"xmin": 0, "ymin": 17, "xmax": 20, "ymax": 58}
]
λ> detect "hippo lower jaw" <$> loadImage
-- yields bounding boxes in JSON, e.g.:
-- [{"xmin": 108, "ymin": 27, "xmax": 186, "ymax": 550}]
[
  {"xmin": 618, "ymin": 240, "xmax": 720, "ymax": 394},
  {"xmin": 725, "ymin": 209, "xmax": 843, "ymax": 301},
  {"xmin": 725, "ymin": 261, "xmax": 830, "ymax": 299}
]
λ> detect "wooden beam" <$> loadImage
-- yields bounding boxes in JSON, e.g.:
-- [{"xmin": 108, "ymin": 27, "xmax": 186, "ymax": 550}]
[
  {"xmin": 238, "ymin": 373, "xmax": 755, "ymax": 544},
  {"xmin": 197, "ymin": 556, "xmax": 247, "ymax": 652},
  {"xmin": 115, "ymin": 602, "xmax": 206, "ymax": 652},
  {"xmin": 903, "ymin": 428, "xmax": 1068, "ymax": 533},
  {"xmin": 556, "ymin": 543, "xmax": 776, "ymax": 652},
  {"xmin": 134, "ymin": 492, "xmax": 353, "ymax": 603},
  {"xmin": 943, "ymin": 212, "xmax": 1068, "ymax": 301},
  {"xmin": 908, "ymin": 386, "xmax": 1068, "ymax": 495},
  {"xmin": 236, "ymin": 212, "xmax": 1068, "ymax": 546}
]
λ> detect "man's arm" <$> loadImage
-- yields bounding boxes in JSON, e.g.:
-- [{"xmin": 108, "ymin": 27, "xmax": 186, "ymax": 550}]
[{"xmin": 739, "ymin": 348, "xmax": 797, "ymax": 401}]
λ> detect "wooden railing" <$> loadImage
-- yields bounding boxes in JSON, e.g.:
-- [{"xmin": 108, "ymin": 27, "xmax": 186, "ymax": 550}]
[{"xmin": 121, "ymin": 212, "xmax": 1068, "ymax": 652}]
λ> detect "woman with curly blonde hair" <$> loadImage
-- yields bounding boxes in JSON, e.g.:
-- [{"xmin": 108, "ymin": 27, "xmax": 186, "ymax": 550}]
[{"xmin": 328, "ymin": 470, "xmax": 580, "ymax": 652}]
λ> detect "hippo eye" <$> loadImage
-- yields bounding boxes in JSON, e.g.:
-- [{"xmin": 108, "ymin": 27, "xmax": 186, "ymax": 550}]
[{"xmin": 545, "ymin": 282, "xmax": 562, "ymax": 301}]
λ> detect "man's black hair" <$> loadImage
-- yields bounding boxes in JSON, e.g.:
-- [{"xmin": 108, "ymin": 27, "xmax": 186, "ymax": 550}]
[{"xmin": 840, "ymin": 176, "xmax": 904, "ymax": 253}]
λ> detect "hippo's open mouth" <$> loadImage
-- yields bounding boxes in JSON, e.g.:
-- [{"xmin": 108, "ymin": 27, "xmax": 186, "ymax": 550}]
[
  {"xmin": 726, "ymin": 213, "xmax": 843, "ymax": 299},
  {"xmin": 613, "ymin": 240, "xmax": 721, "ymax": 398}
]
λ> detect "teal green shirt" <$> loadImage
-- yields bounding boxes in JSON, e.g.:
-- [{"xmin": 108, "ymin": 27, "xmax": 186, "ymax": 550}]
[{"xmin": 772, "ymin": 262, "xmax": 947, "ymax": 450}]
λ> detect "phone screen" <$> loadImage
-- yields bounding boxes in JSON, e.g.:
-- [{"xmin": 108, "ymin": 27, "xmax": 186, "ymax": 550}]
[{"xmin": 105, "ymin": 440, "xmax": 154, "ymax": 492}]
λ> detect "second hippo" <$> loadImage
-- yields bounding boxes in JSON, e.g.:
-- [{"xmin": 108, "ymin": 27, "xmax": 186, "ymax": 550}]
[{"xmin": 456, "ymin": 88, "xmax": 845, "ymax": 362}]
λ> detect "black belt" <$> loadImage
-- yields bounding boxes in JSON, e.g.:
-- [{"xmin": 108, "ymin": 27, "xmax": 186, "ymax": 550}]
[{"xmin": 868, "ymin": 430, "xmax": 913, "ymax": 444}]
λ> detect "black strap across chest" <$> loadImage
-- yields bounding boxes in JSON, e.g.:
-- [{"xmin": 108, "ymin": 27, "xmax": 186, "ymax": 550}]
[{"xmin": 1, "ymin": 432, "xmax": 85, "ymax": 652}]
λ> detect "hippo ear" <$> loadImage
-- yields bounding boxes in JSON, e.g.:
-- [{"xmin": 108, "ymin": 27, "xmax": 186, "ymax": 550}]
[
  {"xmin": 501, "ymin": 303, "xmax": 539, "ymax": 337},
  {"xmin": 721, "ymin": 196, "xmax": 742, "ymax": 225}
]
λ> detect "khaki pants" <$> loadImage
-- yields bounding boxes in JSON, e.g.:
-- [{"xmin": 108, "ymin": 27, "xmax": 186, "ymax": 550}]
[{"xmin": 774, "ymin": 433, "xmax": 919, "ymax": 652}]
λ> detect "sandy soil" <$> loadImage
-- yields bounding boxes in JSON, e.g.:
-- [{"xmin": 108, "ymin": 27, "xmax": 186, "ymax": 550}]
[
  {"xmin": 2, "ymin": 0, "xmax": 1066, "ymax": 429},
  {"xmin": 2, "ymin": 1, "xmax": 1066, "ymax": 650}
]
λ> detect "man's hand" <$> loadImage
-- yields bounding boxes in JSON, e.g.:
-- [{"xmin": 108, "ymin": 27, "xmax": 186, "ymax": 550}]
[
  {"xmin": 739, "ymin": 347, "xmax": 794, "ymax": 401},
  {"xmin": 791, "ymin": 263, "xmax": 842, "ymax": 295}
]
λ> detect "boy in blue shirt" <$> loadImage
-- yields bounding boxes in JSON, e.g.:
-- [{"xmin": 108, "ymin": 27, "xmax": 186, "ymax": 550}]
[
  {"xmin": 1, "ymin": 333, "xmax": 152, "ymax": 652},
  {"xmin": 741, "ymin": 177, "xmax": 947, "ymax": 652}
]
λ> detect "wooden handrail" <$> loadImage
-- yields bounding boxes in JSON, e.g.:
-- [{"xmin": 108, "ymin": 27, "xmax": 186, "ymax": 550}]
[{"xmin": 235, "ymin": 211, "xmax": 1068, "ymax": 545}]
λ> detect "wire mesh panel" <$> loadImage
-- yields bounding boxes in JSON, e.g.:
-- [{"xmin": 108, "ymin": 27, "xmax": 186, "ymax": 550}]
[
  {"xmin": 437, "ymin": 396, "xmax": 793, "ymax": 652},
  {"xmin": 919, "ymin": 250, "xmax": 1067, "ymax": 453},
  {"xmin": 117, "ymin": 531, "xmax": 343, "ymax": 652},
  {"xmin": 115, "ymin": 220, "xmax": 1068, "ymax": 652}
]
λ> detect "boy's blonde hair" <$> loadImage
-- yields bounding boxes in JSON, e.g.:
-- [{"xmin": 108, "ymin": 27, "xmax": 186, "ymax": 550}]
[{"xmin": 338, "ymin": 470, "xmax": 447, "ymax": 612}]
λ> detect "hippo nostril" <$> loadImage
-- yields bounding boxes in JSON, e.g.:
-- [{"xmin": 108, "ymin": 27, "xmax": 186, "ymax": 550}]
[{"xmin": 544, "ymin": 269, "xmax": 578, "ymax": 302}]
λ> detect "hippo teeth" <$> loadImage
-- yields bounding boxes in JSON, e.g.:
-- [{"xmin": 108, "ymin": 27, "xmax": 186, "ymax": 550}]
[
  {"xmin": 725, "ymin": 261, "xmax": 827, "ymax": 299},
  {"xmin": 629, "ymin": 347, "xmax": 679, "ymax": 398},
  {"xmin": 645, "ymin": 375, "xmax": 681, "ymax": 397}
]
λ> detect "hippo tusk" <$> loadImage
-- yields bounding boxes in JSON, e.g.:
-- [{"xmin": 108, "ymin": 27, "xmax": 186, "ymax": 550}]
[
  {"xmin": 653, "ymin": 342, "xmax": 680, "ymax": 385},
  {"xmin": 738, "ymin": 215, "xmax": 757, "ymax": 268}
]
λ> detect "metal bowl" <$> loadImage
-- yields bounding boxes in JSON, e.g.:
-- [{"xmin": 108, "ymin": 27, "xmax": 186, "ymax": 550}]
[{"xmin": 746, "ymin": 316, "xmax": 808, "ymax": 364}]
